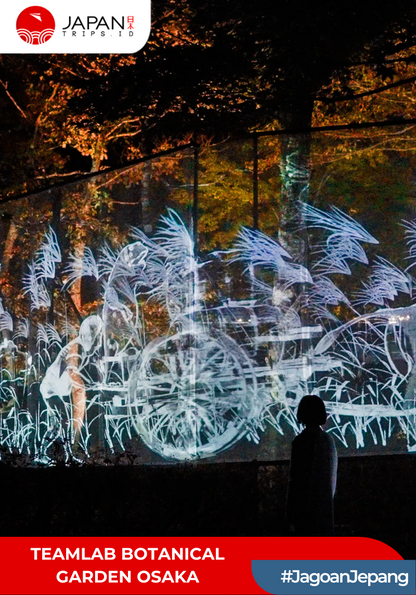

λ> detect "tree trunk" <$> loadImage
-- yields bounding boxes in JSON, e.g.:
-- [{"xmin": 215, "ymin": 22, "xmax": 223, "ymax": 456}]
[
  {"xmin": 67, "ymin": 340, "xmax": 86, "ymax": 442},
  {"xmin": 0, "ymin": 218, "xmax": 18, "ymax": 344},
  {"xmin": 1, "ymin": 219, "xmax": 18, "ymax": 276},
  {"xmin": 278, "ymin": 100, "xmax": 315, "ymax": 384},
  {"xmin": 141, "ymin": 160, "xmax": 153, "ymax": 234},
  {"xmin": 91, "ymin": 134, "xmax": 105, "ymax": 173},
  {"xmin": 278, "ymin": 102, "xmax": 313, "ymax": 262}
]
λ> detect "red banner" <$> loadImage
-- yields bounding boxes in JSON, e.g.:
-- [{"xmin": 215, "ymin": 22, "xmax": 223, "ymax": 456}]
[{"xmin": 0, "ymin": 536, "xmax": 402, "ymax": 594}]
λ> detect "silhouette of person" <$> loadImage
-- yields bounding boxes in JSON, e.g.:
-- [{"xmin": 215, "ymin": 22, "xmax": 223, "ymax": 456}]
[{"xmin": 287, "ymin": 394, "xmax": 337, "ymax": 536}]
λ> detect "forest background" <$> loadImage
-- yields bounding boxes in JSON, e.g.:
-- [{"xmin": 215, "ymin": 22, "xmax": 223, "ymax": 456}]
[{"xmin": 2, "ymin": 1, "xmax": 416, "ymax": 299}]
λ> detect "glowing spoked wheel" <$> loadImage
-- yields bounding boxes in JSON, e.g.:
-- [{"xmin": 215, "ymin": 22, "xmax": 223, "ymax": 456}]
[{"xmin": 128, "ymin": 331, "xmax": 259, "ymax": 460}]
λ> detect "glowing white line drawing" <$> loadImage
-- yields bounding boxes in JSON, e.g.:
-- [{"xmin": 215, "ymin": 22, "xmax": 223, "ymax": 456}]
[{"xmin": 0, "ymin": 203, "xmax": 416, "ymax": 463}]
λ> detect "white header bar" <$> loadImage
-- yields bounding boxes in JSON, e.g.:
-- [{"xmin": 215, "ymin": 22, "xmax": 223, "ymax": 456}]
[{"xmin": 2, "ymin": 1, "xmax": 151, "ymax": 53}]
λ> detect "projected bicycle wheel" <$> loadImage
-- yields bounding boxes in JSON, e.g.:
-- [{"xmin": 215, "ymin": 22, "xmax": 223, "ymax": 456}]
[{"xmin": 128, "ymin": 330, "xmax": 259, "ymax": 460}]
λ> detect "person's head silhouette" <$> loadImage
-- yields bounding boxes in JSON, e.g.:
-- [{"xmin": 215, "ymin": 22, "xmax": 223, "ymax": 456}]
[{"xmin": 297, "ymin": 394, "xmax": 327, "ymax": 427}]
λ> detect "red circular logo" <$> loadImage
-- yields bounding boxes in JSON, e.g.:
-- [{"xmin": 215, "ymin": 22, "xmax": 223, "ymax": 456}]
[{"xmin": 16, "ymin": 6, "xmax": 55, "ymax": 45}]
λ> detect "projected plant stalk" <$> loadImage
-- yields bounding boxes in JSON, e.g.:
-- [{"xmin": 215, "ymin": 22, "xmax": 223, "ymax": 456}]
[{"xmin": 0, "ymin": 204, "xmax": 416, "ymax": 463}]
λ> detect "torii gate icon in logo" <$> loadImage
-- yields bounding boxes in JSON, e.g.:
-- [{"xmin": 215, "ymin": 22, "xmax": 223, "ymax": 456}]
[{"xmin": 16, "ymin": 6, "xmax": 55, "ymax": 44}]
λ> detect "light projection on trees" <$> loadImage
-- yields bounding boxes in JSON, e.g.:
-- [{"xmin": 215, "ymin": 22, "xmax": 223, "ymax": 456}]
[{"xmin": 0, "ymin": 204, "xmax": 416, "ymax": 463}]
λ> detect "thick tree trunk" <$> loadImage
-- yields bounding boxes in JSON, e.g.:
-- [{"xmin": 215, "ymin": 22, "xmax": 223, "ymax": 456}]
[
  {"xmin": 1, "ymin": 219, "xmax": 18, "ymax": 276},
  {"xmin": 277, "ymin": 101, "xmax": 314, "ymax": 381},
  {"xmin": 278, "ymin": 103, "xmax": 313, "ymax": 262},
  {"xmin": 91, "ymin": 135, "xmax": 105, "ymax": 173},
  {"xmin": 65, "ymin": 164, "xmax": 103, "ymax": 441},
  {"xmin": 0, "ymin": 218, "xmax": 18, "ymax": 346},
  {"xmin": 67, "ymin": 340, "xmax": 86, "ymax": 442}
]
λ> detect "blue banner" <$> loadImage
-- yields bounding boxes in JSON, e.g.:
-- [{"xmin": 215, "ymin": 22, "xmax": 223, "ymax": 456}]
[{"xmin": 252, "ymin": 560, "xmax": 416, "ymax": 594}]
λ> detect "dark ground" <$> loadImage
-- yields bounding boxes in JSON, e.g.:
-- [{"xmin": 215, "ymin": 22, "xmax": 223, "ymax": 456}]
[{"xmin": 0, "ymin": 455, "xmax": 414, "ymax": 559}]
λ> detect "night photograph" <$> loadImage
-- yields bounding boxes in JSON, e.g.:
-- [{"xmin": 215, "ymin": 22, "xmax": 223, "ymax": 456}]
[{"xmin": 0, "ymin": 0, "xmax": 415, "ymax": 568}]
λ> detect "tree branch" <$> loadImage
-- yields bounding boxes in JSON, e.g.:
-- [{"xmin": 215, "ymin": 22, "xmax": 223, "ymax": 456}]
[
  {"xmin": 34, "ymin": 171, "xmax": 86, "ymax": 180},
  {"xmin": 318, "ymin": 75, "xmax": 416, "ymax": 103},
  {"xmin": 0, "ymin": 79, "xmax": 27, "ymax": 119},
  {"xmin": 35, "ymin": 83, "xmax": 59, "ymax": 129},
  {"xmin": 347, "ymin": 53, "xmax": 416, "ymax": 67},
  {"xmin": 107, "ymin": 129, "xmax": 143, "ymax": 141},
  {"xmin": 104, "ymin": 117, "xmax": 142, "ymax": 139}
]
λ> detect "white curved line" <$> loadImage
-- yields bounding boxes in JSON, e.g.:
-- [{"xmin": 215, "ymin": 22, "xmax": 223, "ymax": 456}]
[{"xmin": 16, "ymin": 29, "xmax": 33, "ymax": 44}]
